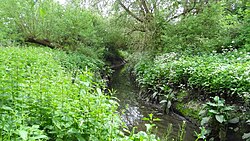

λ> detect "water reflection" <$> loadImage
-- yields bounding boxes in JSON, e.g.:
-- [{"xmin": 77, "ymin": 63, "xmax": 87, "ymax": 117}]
[
  {"xmin": 110, "ymin": 66, "xmax": 197, "ymax": 140},
  {"xmin": 121, "ymin": 106, "xmax": 143, "ymax": 127}
]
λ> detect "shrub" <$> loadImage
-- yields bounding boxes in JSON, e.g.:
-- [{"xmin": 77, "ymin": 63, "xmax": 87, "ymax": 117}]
[
  {"xmin": 0, "ymin": 46, "xmax": 122, "ymax": 140},
  {"xmin": 0, "ymin": 0, "xmax": 106, "ymax": 49},
  {"xmin": 135, "ymin": 50, "xmax": 250, "ymax": 102}
]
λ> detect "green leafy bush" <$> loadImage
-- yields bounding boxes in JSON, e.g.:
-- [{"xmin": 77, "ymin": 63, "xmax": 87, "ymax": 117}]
[
  {"xmin": 161, "ymin": 2, "xmax": 243, "ymax": 54},
  {"xmin": 198, "ymin": 96, "xmax": 236, "ymax": 141},
  {"xmin": 0, "ymin": 47, "xmax": 122, "ymax": 140},
  {"xmin": 0, "ymin": 0, "xmax": 106, "ymax": 49},
  {"xmin": 135, "ymin": 50, "xmax": 250, "ymax": 102}
]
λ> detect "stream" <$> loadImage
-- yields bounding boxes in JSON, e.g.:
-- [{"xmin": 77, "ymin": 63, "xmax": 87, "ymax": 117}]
[{"xmin": 110, "ymin": 66, "xmax": 198, "ymax": 140}]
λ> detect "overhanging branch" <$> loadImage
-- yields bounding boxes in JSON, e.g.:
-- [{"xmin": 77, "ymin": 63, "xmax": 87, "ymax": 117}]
[
  {"xmin": 141, "ymin": 0, "xmax": 150, "ymax": 14},
  {"xmin": 167, "ymin": 0, "xmax": 197, "ymax": 22},
  {"xmin": 26, "ymin": 37, "xmax": 57, "ymax": 49},
  {"xmin": 117, "ymin": 0, "xmax": 144, "ymax": 22}
]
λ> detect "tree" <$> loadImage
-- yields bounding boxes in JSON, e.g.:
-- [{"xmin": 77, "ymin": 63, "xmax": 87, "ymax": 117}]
[
  {"xmin": 114, "ymin": 0, "xmax": 248, "ymax": 52},
  {"xmin": 0, "ymin": 0, "xmax": 106, "ymax": 50},
  {"xmin": 114, "ymin": 0, "xmax": 215, "ymax": 50}
]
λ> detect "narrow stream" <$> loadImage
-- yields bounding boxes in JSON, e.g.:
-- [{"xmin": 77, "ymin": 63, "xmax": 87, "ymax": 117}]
[{"xmin": 110, "ymin": 66, "xmax": 198, "ymax": 140}]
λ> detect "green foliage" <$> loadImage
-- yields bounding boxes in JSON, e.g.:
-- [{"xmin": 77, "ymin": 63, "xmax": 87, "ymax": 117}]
[
  {"xmin": 54, "ymin": 50, "xmax": 104, "ymax": 72},
  {"xmin": 198, "ymin": 96, "xmax": 236, "ymax": 141},
  {"xmin": 176, "ymin": 100, "xmax": 201, "ymax": 121},
  {"xmin": 242, "ymin": 2, "xmax": 250, "ymax": 50},
  {"xmin": 121, "ymin": 114, "xmax": 161, "ymax": 141},
  {"xmin": 160, "ymin": 1, "xmax": 246, "ymax": 54},
  {"xmin": 1, "ymin": 46, "xmax": 191, "ymax": 141},
  {"xmin": 0, "ymin": 0, "xmax": 106, "ymax": 49},
  {"xmin": 243, "ymin": 132, "xmax": 250, "ymax": 141},
  {"xmin": 195, "ymin": 127, "xmax": 209, "ymax": 141},
  {"xmin": 160, "ymin": 91, "xmax": 175, "ymax": 114},
  {"xmin": 125, "ymin": 130, "xmax": 160, "ymax": 141},
  {"xmin": 123, "ymin": 114, "xmax": 186, "ymax": 141},
  {"xmin": 162, "ymin": 4, "xmax": 230, "ymax": 54},
  {"xmin": 0, "ymin": 47, "xmax": 122, "ymax": 140},
  {"xmin": 135, "ymin": 51, "xmax": 250, "ymax": 102}
]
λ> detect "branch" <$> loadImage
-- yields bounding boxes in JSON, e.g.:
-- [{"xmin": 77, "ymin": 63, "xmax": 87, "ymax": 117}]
[
  {"xmin": 152, "ymin": 0, "xmax": 157, "ymax": 13},
  {"xmin": 26, "ymin": 37, "xmax": 57, "ymax": 49},
  {"xmin": 126, "ymin": 25, "xmax": 147, "ymax": 35},
  {"xmin": 141, "ymin": 0, "xmax": 150, "ymax": 14},
  {"xmin": 117, "ymin": 0, "xmax": 144, "ymax": 22},
  {"xmin": 137, "ymin": 0, "xmax": 146, "ymax": 16},
  {"xmin": 167, "ymin": 0, "xmax": 197, "ymax": 22}
]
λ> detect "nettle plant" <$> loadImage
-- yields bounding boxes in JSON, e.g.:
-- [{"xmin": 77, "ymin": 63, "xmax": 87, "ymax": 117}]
[
  {"xmin": 0, "ymin": 47, "xmax": 122, "ymax": 141},
  {"xmin": 197, "ymin": 96, "xmax": 238, "ymax": 141},
  {"xmin": 124, "ymin": 114, "xmax": 161, "ymax": 141}
]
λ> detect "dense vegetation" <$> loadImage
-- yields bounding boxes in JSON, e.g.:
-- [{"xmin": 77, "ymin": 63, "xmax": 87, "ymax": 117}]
[
  {"xmin": 130, "ymin": 1, "xmax": 250, "ymax": 140},
  {"xmin": 0, "ymin": 47, "xmax": 122, "ymax": 140},
  {"xmin": 0, "ymin": 0, "xmax": 250, "ymax": 141},
  {"xmin": 0, "ymin": 47, "xmax": 171, "ymax": 141},
  {"xmin": 135, "ymin": 49, "xmax": 250, "ymax": 102},
  {"xmin": 135, "ymin": 49, "xmax": 250, "ymax": 140}
]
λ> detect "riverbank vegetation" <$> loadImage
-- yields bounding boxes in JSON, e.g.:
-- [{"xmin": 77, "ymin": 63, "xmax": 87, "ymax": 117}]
[
  {"xmin": 0, "ymin": 47, "xmax": 122, "ymax": 140},
  {"xmin": 0, "ymin": 0, "xmax": 249, "ymax": 140},
  {"xmin": 129, "ymin": 1, "xmax": 250, "ymax": 140}
]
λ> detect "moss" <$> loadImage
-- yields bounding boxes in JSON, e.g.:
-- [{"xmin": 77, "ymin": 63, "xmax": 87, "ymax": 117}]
[
  {"xmin": 176, "ymin": 90, "xmax": 188, "ymax": 102},
  {"xmin": 176, "ymin": 101, "xmax": 202, "ymax": 121},
  {"xmin": 174, "ymin": 90, "xmax": 203, "ymax": 123}
]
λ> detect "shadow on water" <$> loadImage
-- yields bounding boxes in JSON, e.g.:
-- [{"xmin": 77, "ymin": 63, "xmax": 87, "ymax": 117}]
[{"xmin": 110, "ymin": 66, "xmax": 198, "ymax": 140}]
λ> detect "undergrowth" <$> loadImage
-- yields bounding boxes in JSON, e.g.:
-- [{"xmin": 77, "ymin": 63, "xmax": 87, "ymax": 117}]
[
  {"xmin": 0, "ymin": 46, "xmax": 189, "ymax": 141},
  {"xmin": 135, "ymin": 49, "xmax": 250, "ymax": 103},
  {"xmin": 0, "ymin": 46, "xmax": 121, "ymax": 140}
]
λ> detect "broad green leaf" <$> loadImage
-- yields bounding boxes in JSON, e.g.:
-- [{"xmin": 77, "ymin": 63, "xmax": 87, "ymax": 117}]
[
  {"xmin": 19, "ymin": 130, "xmax": 28, "ymax": 140},
  {"xmin": 96, "ymin": 88, "xmax": 102, "ymax": 95},
  {"xmin": 76, "ymin": 134, "xmax": 86, "ymax": 141},
  {"xmin": 1, "ymin": 105, "xmax": 13, "ymax": 111},
  {"xmin": 215, "ymin": 115, "xmax": 225, "ymax": 123},
  {"xmin": 213, "ymin": 96, "xmax": 220, "ymax": 102},
  {"xmin": 153, "ymin": 118, "xmax": 161, "ymax": 122},
  {"xmin": 145, "ymin": 124, "xmax": 155, "ymax": 132},
  {"xmin": 149, "ymin": 113, "xmax": 153, "ymax": 119},
  {"xmin": 208, "ymin": 109, "xmax": 219, "ymax": 114},
  {"xmin": 242, "ymin": 133, "xmax": 250, "ymax": 139},
  {"xmin": 201, "ymin": 117, "xmax": 210, "ymax": 126},
  {"xmin": 32, "ymin": 125, "xmax": 40, "ymax": 129},
  {"xmin": 153, "ymin": 92, "xmax": 158, "ymax": 98},
  {"xmin": 207, "ymin": 102, "xmax": 217, "ymax": 107},
  {"xmin": 199, "ymin": 110, "xmax": 206, "ymax": 116},
  {"xmin": 142, "ymin": 117, "xmax": 149, "ymax": 121},
  {"xmin": 68, "ymin": 128, "xmax": 79, "ymax": 134},
  {"xmin": 160, "ymin": 100, "xmax": 167, "ymax": 103},
  {"xmin": 224, "ymin": 106, "xmax": 234, "ymax": 111},
  {"xmin": 167, "ymin": 101, "xmax": 172, "ymax": 109},
  {"xmin": 39, "ymin": 8, "xmax": 46, "ymax": 17},
  {"xmin": 228, "ymin": 117, "xmax": 239, "ymax": 124},
  {"xmin": 30, "ymin": 135, "xmax": 48, "ymax": 140}
]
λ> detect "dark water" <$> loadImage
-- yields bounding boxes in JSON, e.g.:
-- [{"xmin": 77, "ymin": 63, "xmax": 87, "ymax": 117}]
[{"xmin": 110, "ymin": 66, "xmax": 198, "ymax": 140}]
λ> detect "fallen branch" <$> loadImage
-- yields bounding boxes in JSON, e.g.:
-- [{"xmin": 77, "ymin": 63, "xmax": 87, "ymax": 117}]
[{"xmin": 25, "ymin": 37, "xmax": 58, "ymax": 49}]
